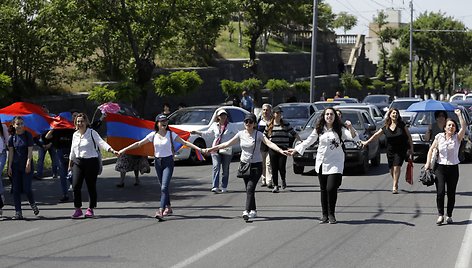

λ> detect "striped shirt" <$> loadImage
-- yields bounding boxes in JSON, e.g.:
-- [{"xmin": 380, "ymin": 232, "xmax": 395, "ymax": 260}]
[{"xmin": 265, "ymin": 121, "xmax": 297, "ymax": 149}]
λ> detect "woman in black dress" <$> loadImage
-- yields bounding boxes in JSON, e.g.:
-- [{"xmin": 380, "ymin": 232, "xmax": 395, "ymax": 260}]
[{"xmin": 362, "ymin": 108, "xmax": 413, "ymax": 194}]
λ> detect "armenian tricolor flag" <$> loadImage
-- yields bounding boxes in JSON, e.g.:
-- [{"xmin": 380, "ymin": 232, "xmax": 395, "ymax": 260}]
[
  {"xmin": 0, "ymin": 102, "xmax": 75, "ymax": 136},
  {"xmin": 105, "ymin": 113, "xmax": 204, "ymax": 160}
]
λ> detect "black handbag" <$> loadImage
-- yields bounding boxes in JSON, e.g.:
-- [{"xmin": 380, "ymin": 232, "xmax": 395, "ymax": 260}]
[
  {"xmin": 418, "ymin": 166, "xmax": 436, "ymax": 186},
  {"xmin": 236, "ymin": 131, "xmax": 258, "ymax": 179}
]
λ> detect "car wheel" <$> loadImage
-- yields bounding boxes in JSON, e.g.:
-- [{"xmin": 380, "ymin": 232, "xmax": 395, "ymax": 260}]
[
  {"xmin": 188, "ymin": 139, "xmax": 206, "ymax": 165},
  {"xmin": 293, "ymin": 164, "xmax": 304, "ymax": 174},
  {"xmin": 371, "ymin": 149, "xmax": 381, "ymax": 166}
]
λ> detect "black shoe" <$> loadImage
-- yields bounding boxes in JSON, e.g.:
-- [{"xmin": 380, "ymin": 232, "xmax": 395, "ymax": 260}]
[
  {"xmin": 267, "ymin": 183, "xmax": 274, "ymax": 189},
  {"xmin": 281, "ymin": 180, "xmax": 287, "ymax": 189},
  {"xmin": 116, "ymin": 183, "xmax": 124, "ymax": 188},
  {"xmin": 59, "ymin": 195, "xmax": 69, "ymax": 202},
  {"xmin": 328, "ymin": 215, "xmax": 337, "ymax": 224},
  {"xmin": 319, "ymin": 215, "xmax": 329, "ymax": 224},
  {"xmin": 33, "ymin": 174, "xmax": 42, "ymax": 180}
]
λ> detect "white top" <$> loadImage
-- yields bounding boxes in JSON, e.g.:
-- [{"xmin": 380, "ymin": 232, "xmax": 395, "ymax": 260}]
[
  {"xmin": 0, "ymin": 124, "xmax": 9, "ymax": 152},
  {"xmin": 69, "ymin": 128, "xmax": 111, "ymax": 160},
  {"xmin": 235, "ymin": 130, "xmax": 263, "ymax": 163},
  {"xmin": 201, "ymin": 121, "xmax": 238, "ymax": 146},
  {"xmin": 294, "ymin": 126, "xmax": 356, "ymax": 174},
  {"xmin": 144, "ymin": 130, "xmax": 177, "ymax": 158},
  {"xmin": 435, "ymin": 133, "xmax": 461, "ymax": 165}
]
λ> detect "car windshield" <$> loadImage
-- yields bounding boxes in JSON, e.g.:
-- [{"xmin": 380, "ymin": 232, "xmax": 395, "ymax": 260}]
[
  {"xmin": 390, "ymin": 101, "xmax": 419, "ymax": 110},
  {"xmin": 411, "ymin": 111, "xmax": 463, "ymax": 127},
  {"xmin": 364, "ymin": 96, "xmax": 388, "ymax": 103},
  {"xmin": 281, "ymin": 106, "xmax": 309, "ymax": 119},
  {"xmin": 168, "ymin": 109, "xmax": 215, "ymax": 125},
  {"xmin": 304, "ymin": 111, "xmax": 363, "ymax": 130}
]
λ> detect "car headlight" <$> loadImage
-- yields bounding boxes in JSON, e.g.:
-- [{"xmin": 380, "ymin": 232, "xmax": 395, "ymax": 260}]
[
  {"xmin": 344, "ymin": 140, "xmax": 360, "ymax": 149},
  {"xmin": 410, "ymin": 133, "xmax": 422, "ymax": 142}
]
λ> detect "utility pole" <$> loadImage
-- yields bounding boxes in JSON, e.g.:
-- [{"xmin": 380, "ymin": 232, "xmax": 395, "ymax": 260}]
[
  {"xmin": 408, "ymin": 0, "xmax": 413, "ymax": 97},
  {"xmin": 310, "ymin": 0, "xmax": 318, "ymax": 103}
]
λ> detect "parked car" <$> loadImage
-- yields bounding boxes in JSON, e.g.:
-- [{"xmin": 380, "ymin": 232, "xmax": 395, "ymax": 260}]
[
  {"xmin": 408, "ymin": 106, "xmax": 472, "ymax": 162},
  {"xmin": 334, "ymin": 103, "xmax": 386, "ymax": 146},
  {"xmin": 313, "ymin": 100, "xmax": 346, "ymax": 111},
  {"xmin": 167, "ymin": 105, "xmax": 249, "ymax": 163},
  {"xmin": 385, "ymin": 97, "xmax": 422, "ymax": 123},
  {"xmin": 362, "ymin": 94, "xmax": 392, "ymax": 114},
  {"xmin": 338, "ymin": 97, "xmax": 359, "ymax": 103},
  {"xmin": 450, "ymin": 100, "xmax": 472, "ymax": 117},
  {"xmin": 292, "ymin": 109, "xmax": 381, "ymax": 175},
  {"xmin": 450, "ymin": 93, "xmax": 472, "ymax": 102},
  {"xmin": 276, "ymin": 102, "xmax": 317, "ymax": 130}
]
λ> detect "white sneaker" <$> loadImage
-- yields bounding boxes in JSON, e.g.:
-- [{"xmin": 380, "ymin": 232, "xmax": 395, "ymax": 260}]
[
  {"xmin": 249, "ymin": 210, "xmax": 257, "ymax": 219},
  {"xmin": 211, "ymin": 187, "xmax": 220, "ymax": 193},
  {"xmin": 242, "ymin": 210, "xmax": 249, "ymax": 221},
  {"xmin": 68, "ymin": 185, "xmax": 73, "ymax": 192},
  {"xmin": 221, "ymin": 188, "xmax": 227, "ymax": 193}
]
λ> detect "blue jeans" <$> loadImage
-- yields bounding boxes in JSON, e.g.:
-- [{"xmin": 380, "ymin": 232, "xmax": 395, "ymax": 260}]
[
  {"xmin": 154, "ymin": 156, "xmax": 174, "ymax": 209},
  {"xmin": 55, "ymin": 148, "xmax": 70, "ymax": 196},
  {"xmin": 36, "ymin": 146, "xmax": 58, "ymax": 177},
  {"xmin": 211, "ymin": 153, "xmax": 232, "ymax": 189},
  {"xmin": 0, "ymin": 151, "xmax": 7, "ymax": 195},
  {"xmin": 12, "ymin": 163, "xmax": 35, "ymax": 212}
]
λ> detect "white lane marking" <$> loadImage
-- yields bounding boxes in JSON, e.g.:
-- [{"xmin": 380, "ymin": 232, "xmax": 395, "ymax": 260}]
[
  {"xmin": 455, "ymin": 211, "xmax": 472, "ymax": 268},
  {"xmin": 171, "ymin": 226, "xmax": 256, "ymax": 268},
  {"xmin": 0, "ymin": 227, "xmax": 39, "ymax": 242}
]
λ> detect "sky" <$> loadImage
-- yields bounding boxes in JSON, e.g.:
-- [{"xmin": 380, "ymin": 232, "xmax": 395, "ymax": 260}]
[{"xmin": 325, "ymin": 0, "xmax": 472, "ymax": 35}]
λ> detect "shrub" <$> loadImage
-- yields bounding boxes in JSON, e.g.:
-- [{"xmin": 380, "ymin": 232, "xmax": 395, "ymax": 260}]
[
  {"xmin": 154, "ymin": 70, "xmax": 203, "ymax": 97},
  {"xmin": 87, "ymin": 85, "xmax": 117, "ymax": 103},
  {"xmin": 292, "ymin": 81, "xmax": 310, "ymax": 93},
  {"xmin": 265, "ymin": 79, "xmax": 290, "ymax": 91},
  {"xmin": 0, "ymin": 73, "xmax": 13, "ymax": 99},
  {"xmin": 221, "ymin": 79, "xmax": 243, "ymax": 96}
]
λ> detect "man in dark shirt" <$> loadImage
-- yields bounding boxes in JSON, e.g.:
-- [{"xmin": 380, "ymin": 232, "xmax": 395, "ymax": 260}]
[{"xmin": 45, "ymin": 128, "xmax": 75, "ymax": 202}]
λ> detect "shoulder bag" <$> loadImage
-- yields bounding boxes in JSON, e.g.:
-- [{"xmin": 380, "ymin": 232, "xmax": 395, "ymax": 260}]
[
  {"xmin": 90, "ymin": 130, "xmax": 103, "ymax": 175},
  {"xmin": 418, "ymin": 166, "xmax": 435, "ymax": 186},
  {"xmin": 237, "ymin": 131, "xmax": 258, "ymax": 178}
]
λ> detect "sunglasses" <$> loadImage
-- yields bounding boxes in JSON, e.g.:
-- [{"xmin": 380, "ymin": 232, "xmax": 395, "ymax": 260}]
[{"xmin": 244, "ymin": 120, "xmax": 254, "ymax": 124}]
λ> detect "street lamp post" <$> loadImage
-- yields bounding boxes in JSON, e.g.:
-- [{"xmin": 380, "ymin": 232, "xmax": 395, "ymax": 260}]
[
  {"xmin": 310, "ymin": 0, "xmax": 318, "ymax": 103},
  {"xmin": 409, "ymin": 0, "xmax": 413, "ymax": 97}
]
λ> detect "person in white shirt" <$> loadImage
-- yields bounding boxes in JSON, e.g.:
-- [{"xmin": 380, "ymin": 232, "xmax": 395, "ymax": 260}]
[
  {"xmin": 68, "ymin": 113, "xmax": 119, "ymax": 219},
  {"xmin": 119, "ymin": 114, "xmax": 204, "ymax": 220},
  {"xmin": 206, "ymin": 113, "xmax": 288, "ymax": 221},
  {"xmin": 425, "ymin": 109, "xmax": 465, "ymax": 225},
  {"xmin": 192, "ymin": 109, "xmax": 238, "ymax": 193},
  {"xmin": 288, "ymin": 108, "xmax": 358, "ymax": 224}
]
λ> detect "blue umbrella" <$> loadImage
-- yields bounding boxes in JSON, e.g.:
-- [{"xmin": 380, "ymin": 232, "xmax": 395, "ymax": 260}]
[{"xmin": 406, "ymin": 99, "xmax": 455, "ymax": 112}]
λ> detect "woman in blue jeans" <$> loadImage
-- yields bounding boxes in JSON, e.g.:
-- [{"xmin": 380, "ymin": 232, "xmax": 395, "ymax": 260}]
[
  {"xmin": 192, "ymin": 109, "xmax": 238, "ymax": 193},
  {"xmin": 7, "ymin": 116, "xmax": 39, "ymax": 220},
  {"xmin": 119, "ymin": 114, "xmax": 205, "ymax": 219}
]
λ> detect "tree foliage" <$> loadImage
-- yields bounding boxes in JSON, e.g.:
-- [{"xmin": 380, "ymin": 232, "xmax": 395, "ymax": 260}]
[
  {"xmin": 333, "ymin": 12, "xmax": 357, "ymax": 34},
  {"xmin": 265, "ymin": 79, "xmax": 290, "ymax": 91},
  {"xmin": 153, "ymin": 71, "xmax": 203, "ymax": 97}
]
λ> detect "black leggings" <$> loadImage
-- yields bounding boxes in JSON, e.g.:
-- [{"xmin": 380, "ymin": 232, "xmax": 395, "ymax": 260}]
[
  {"xmin": 269, "ymin": 149, "xmax": 287, "ymax": 186},
  {"xmin": 242, "ymin": 162, "xmax": 262, "ymax": 211},
  {"xmin": 72, "ymin": 158, "xmax": 100, "ymax": 209},
  {"xmin": 435, "ymin": 164, "xmax": 459, "ymax": 217},
  {"xmin": 318, "ymin": 167, "xmax": 342, "ymax": 216}
]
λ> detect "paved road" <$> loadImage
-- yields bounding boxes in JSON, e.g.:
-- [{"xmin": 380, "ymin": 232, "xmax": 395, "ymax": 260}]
[{"xmin": 1, "ymin": 155, "xmax": 471, "ymax": 268}]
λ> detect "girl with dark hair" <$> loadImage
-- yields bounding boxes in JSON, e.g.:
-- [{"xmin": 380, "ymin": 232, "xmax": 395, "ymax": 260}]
[
  {"xmin": 265, "ymin": 106, "xmax": 300, "ymax": 192},
  {"xmin": 425, "ymin": 109, "xmax": 465, "ymax": 225},
  {"xmin": 207, "ymin": 113, "xmax": 288, "ymax": 221},
  {"xmin": 362, "ymin": 108, "xmax": 413, "ymax": 194},
  {"xmin": 288, "ymin": 108, "xmax": 358, "ymax": 224},
  {"xmin": 7, "ymin": 116, "xmax": 39, "ymax": 220},
  {"xmin": 118, "ymin": 114, "xmax": 204, "ymax": 219},
  {"xmin": 69, "ymin": 113, "xmax": 119, "ymax": 219}
]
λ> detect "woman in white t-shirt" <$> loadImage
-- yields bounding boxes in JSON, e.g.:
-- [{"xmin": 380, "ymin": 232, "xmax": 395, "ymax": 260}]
[
  {"xmin": 206, "ymin": 113, "xmax": 288, "ymax": 221},
  {"xmin": 425, "ymin": 109, "xmax": 466, "ymax": 225},
  {"xmin": 118, "ymin": 114, "xmax": 204, "ymax": 220}
]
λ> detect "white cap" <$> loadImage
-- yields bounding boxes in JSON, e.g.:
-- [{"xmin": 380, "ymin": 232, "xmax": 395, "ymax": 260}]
[{"xmin": 217, "ymin": 109, "xmax": 228, "ymax": 116}]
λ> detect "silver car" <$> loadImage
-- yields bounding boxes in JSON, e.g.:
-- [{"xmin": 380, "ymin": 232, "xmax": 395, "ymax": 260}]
[{"xmin": 167, "ymin": 105, "xmax": 249, "ymax": 163}]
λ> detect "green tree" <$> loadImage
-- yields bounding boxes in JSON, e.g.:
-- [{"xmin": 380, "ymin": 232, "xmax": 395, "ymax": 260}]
[
  {"xmin": 333, "ymin": 12, "xmax": 357, "ymax": 34},
  {"xmin": 153, "ymin": 71, "xmax": 203, "ymax": 97},
  {"xmin": 387, "ymin": 47, "xmax": 409, "ymax": 95},
  {"xmin": 340, "ymin": 73, "xmax": 361, "ymax": 96}
]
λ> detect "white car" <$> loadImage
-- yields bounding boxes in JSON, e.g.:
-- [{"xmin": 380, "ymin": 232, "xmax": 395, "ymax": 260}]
[
  {"xmin": 384, "ymin": 97, "xmax": 422, "ymax": 123},
  {"xmin": 167, "ymin": 105, "xmax": 250, "ymax": 163},
  {"xmin": 450, "ymin": 93, "xmax": 472, "ymax": 102}
]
